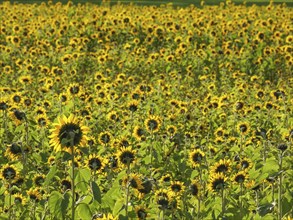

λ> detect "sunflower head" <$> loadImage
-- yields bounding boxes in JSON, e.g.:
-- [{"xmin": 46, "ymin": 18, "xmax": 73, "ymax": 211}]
[
  {"xmin": 208, "ymin": 172, "xmax": 228, "ymax": 193},
  {"xmin": 14, "ymin": 193, "xmax": 26, "ymax": 206},
  {"xmin": 49, "ymin": 115, "xmax": 89, "ymax": 153},
  {"xmin": 155, "ymin": 188, "xmax": 173, "ymax": 210},
  {"xmin": 189, "ymin": 149, "xmax": 205, "ymax": 167},
  {"xmin": 86, "ymin": 154, "xmax": 106, "ymax": 173},
  {"xmin": 170, "ymin": 180, "xmax": 185, "ymax": 196},
  {"xmin": 145, "ymin": 115, "xmax": 162, "ymax": 133},
  {"xmin": 1, "ymin": 164, "xmax": 19, "ymax": 181},
  {"xmin": 189, "ymin": 180, "xmax": 201, "ymax": 197},
  {"xmin": 233, "ymin": 171, "xmax": 248, "ymax": 184},
  {"xmin": 117, "ymin": 147, "xmax": 136, "ymax": 167},
  {"xmin": 211, "ymin": 159, "xmax": 232, "ymax": 174},
  {"xmin": 135, "ymin": 206, "xmax": 148, "ymax": 220},
  {"xmin": 5, "ymin": 143, "xmax": 22, "ymax": 160}
]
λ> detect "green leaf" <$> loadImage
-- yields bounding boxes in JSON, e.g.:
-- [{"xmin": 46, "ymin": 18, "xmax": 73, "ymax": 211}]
[
  {"xmin": 48, "ymin": 191, "xmax": 68, "ymax": 219},
  {"xmin": 44, "ymin": 165, "xmax": 57, "ymax": 186},
  {"xmin": 91, "ymin": 181, "xmax": 101, "ymax": 204},
  {"xmin": 77, "ymin": 203, "xmax": 92, "ymax": 220},
  {"xmin": 113, "ymin": 198, "xmax": 125, "ymax": 217},
  {"xmin": 75, "ymin": 168, "xmax": 91, "ymax": 192}
]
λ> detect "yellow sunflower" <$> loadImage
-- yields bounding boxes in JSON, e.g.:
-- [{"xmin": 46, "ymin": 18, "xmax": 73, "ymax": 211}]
[{"xmin": 49, "ymin": 115, "xmax": 89, "ymax": 153}]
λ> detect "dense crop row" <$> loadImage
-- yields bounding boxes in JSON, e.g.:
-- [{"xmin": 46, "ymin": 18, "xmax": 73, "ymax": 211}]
[{"xmin": 0, "ymin": 0, "xmax": 292, "ymax": 219}]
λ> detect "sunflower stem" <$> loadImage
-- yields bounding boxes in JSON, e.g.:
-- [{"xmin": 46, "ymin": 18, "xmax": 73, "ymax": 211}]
[
  {"xmin": 8, "ymin": 180, "xmax": 12, "ymax": 220},
  {"xmin": 70, "ymin": 132, "xmax": 76, "ymax": 220},
  {"xmin": 278, "ymin": 152, "xmax": 283, "ymax": 220},
  {"xmin": 125, "ymin": 161, "xmax": 131, "ymax": 218},
  {"xmin": 240, "ymin": 182, "xmax": 243, "ymax": 219},
  {"xmin": 221, "ymin": 188, "xmax": 225, "ymax": 219}
]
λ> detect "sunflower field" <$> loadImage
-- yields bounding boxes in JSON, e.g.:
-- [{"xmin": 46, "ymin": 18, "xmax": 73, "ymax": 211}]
[{"xmin": 0, "ymin": 0, "xmax": 292, "ymax": 219}]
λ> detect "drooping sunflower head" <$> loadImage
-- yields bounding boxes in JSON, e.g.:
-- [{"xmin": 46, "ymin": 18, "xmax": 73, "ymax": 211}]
[
  {"xmin": 117, "ymin": 147, "xmax": 136, "ymax": 167},
  {"xmin": 1, "ymin": 164, "xmax": 19, "ymax": 181},
  {"xmin": 33, "ymin": 174, "xmax": 46, "ymax": 187},
  {"xmin": 155, "ymin": 188, "xmax": 173, "ymax": 210},
  {"xmin": 0, "ymin": 96, "xmax": 9, "ymax": 111},
  {"xmin": 189, "ymin": 149, "xmax": 205, "ymax": 167},
  {"xmin": 27, "ymin": 187, "xmax": 42, "ymax": 202},
  {"xmin": 123, "ymin": 173, "xmax": 143, "ymax": 190},
  {"xmin": 49, "ymin": 114, "xmax": 89, "ymax": 153},
  {"xmin": 9, "ymin": 108, "xmax": 26, "ymax": 125},
  {"xmin": 189, "ymin": 180, "xmax": 201, "ymax": 197},
  {"xmin": 135, "ymin": 206, "xmax": 148, "ymax": 220},
  {"xmin": 5, "ymin": 143, "xmax": 22, "ymax": 160},
  {"xmin": 208, "ymin": 172, "xmax": 228, "ymax": 193},
  {"xmin": 145, "ymin": 115, "xmax": 162, "ymax": 133}
]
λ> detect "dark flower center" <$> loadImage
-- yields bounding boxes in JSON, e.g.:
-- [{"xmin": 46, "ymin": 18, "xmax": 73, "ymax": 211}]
[
  {"xmin": 10, "ymin": 143, "xmax": 22, "ymax": 154},
  {"xmin": 212, "ymin": 178, "xmax": 226, "ymax": 191},
  {"xmin": 58, "ymin": 123, "xmax": 82, "ymax": 147},
  {"xmin": 35, "ymin": 176, "xmax": 45, "ymax": 186},
  {"xmin": 3, "ymin": 167, "xmax": 17, "ymax": 180},
  {"xmin": 157, "ymin": 198, "xmax": 169, "ymax": 210},
  {"xmin": 235, "ymin": 174, "xmax": 245, "ymax": 183},
  {"xmin": 120, "ymin": 151, "xmax": 135, "ymax": 165},
  {"xmin": 88, "ymin": 158, "xmax": 102, "ymax": 171},
  {"xmin": 190, "ymin": 184, "xmax": 199, "ymax": 196},
  {"xmin": 138, "ymin": 179, "xmax": 152, "ymax": 194},
  {"xmin": 215, "ymin": 164, "xmax": 229, "ymax": 173},
  {"xmin": 70, "ymin": 86, "xmax": 80, "ymax": 95},
  {"xmin": 61, "ymin": 180, "xmax": 71, "ymax": 190},
  {"xmin": 192, "ymin": 153, "xmax": 203, "ymax": 163},
  {"xmin": 241, "ymin": 161, "xmax": 249, "ymax": 169},
  {"xmin": 171, "ymin": 184, "xmax": 182, "ymax": 192},
  {"xmin": 137, "ymin": 209, "xmax": 147, "ymax": 219},
  {"xmin": 147, "ymin": 119, "xmax": 158, "ymax": 131},
  {"xmin": 100, "ymin": 133, "xmax": 110, "ymax": 144},
  {"xmin": 14, "ymin": 110, "xmax": 26, "ymax": 121},
  {"xmin": 239, "ymin": 125, "xmax": 248, "ymax": 133}
]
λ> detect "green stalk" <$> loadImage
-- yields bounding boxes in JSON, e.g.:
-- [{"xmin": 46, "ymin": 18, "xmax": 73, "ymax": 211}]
[
  {"xmin": 8, "ymin": 180, "xmax": 12, "ymax": 220},
  {"xmin": 69, "ymin": 132, "xmax": 76, "ymax": 220},
  {"xmin": 278, "ymin": 153, "xmax": 283, "ymax": 220},
  {"xmin": 221, "ymin": 188, "xmax": 225, "ymax": 219},
  {"xmin": 125, "ymin": 161, "xmax": 131, "ymax": 218}
]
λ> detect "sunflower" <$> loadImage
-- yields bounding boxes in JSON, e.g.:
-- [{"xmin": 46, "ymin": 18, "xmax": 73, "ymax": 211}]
[
  {"xmin": 123, "ymin": 173, "xmax": 143, "ymax": 190},
  {"xmin": 127, "ymin": 100, "xmax": 139, "ymax": 112},
  {"xmin": 9, "ymin": 108, "xmax": 26, "ymax": 125},
  {"xmin": 98, "ymin": 131, "xmax": 112, "ymax": 146},
  {"xmin": 10, "ymin": 92, "xmax": 22, "ymax": 104},
  {"xmin": 135, "ymin": 206, "xmax": 148, "ymax": 220},
  {"xmin": 49, "ymin": 114, "xmax": 89, "ymax": 153},
  {"xmin": 106, "ymin": 111, "xmax": 119, "ymax": 122},
  {"xmin": 117, "ymin": 147, "xmax": 136, "ymax": 167},
  {"xmin": 237, "ymin": 122, "xmax": 250, "ymax": 136},
  {"xmin": 132, "ymin": 125, "xmax": 146, "ymax": 141},
  {"xmin": 60, "ymin": 179, "xmax": 71, "ymax": 192},
  {"xmin": 86, "ymin": 154, "xmax": 106, "ymax": 173},
  {"xmin": 5, "ymin": 143, "xmax": 22, "ymax": 160},
  {"xmin": 189, "ymin": 149, "xmax": 205, "ymax": 167},
  {"xmin": 160, "ymin": 173, "xmax": 172, "ymax": 184},
  {"xmin": 67, "ymin": 83, "xmax": 82, "ymax": 96},
  {"xmin": 14, "ymin": 193, "xmax": 26, "ymax": 206},
  {"xmin": 33, "ymin": 174, "xmax": 46, "ymax": 187},
  {"xmin": 232, "ymin": 171, "xmax": 248, "ymax": 185},
  {"xmin": 27, "ymin": 187, "xmax": 42, "ymax": 202},
  {"xmin": 211, "ymin": 159, "xmax": 232, "ymax": 175},
  {"xmin": 155, "ymin": 188, "xmax": 173, "ymax": 210},
  {"xmin": 189, "ymin": 180, "xmax": 201, "ymax": 197},
  {"xmin": 170, "ymin": 180, "xmax": 185, "ymax": 196},
  {"xmin": 36, "ymin": 114, "xmax": 50, "ymax": 128},
  {"xmin": 0, "ymin": 164, "xmax": 19, "ymax": 181},
  {"xmin": 0, "ymin": 96, "xmax": 9, "ymax": 111},
  {"xmin": 137, "ymin": 178, "xmax": 153, "ymax": 196},
  {"xmin": 237, "ymin": 157, "xmax": 253, "ymax": 170},
  {"xmin": 145, "ymin": 115, "xmax": 162, "ymax": 133},
  {"xmin": 166, "ymin": 125, "xmax": 177, "ymax": 137},
  {"xmin": 208, "ymin": 172, "xmax": 228, "ymax": 193}
]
